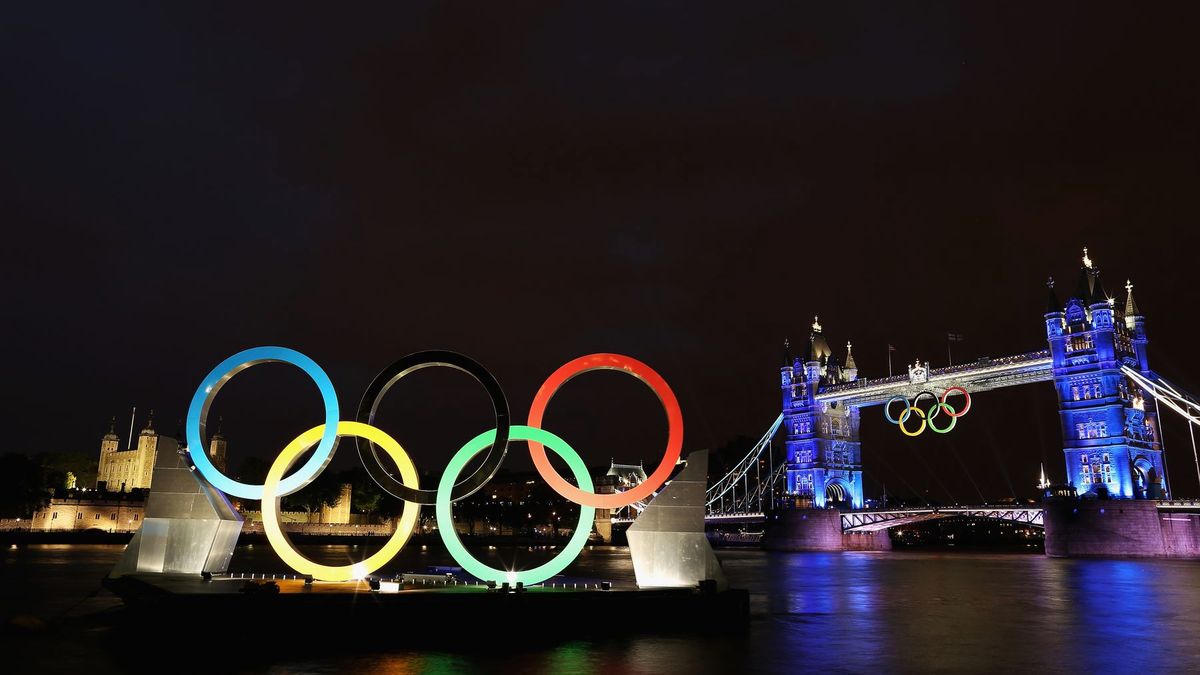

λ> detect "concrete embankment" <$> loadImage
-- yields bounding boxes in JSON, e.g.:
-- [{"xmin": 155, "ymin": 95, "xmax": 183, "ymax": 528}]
[{"xmin": 762, "ymin": 508, "xmax": 891, "ymax": 552}]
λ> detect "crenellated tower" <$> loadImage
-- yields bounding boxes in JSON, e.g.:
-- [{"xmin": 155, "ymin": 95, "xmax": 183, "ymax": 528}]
[
  {"xmin": 209, "ymin": 417, "xmax": 228, "ymax": 473},
  {"xmin": 1046, "ymin": 249, "xmax": 1167, "ymax": 499},
  {"xmin": 97, "ymin": 410, "xmax": 160, "ymax": 492},
  {"xmin": 780, "ymin": 317, "xmax": 864, "ymax": 509}
]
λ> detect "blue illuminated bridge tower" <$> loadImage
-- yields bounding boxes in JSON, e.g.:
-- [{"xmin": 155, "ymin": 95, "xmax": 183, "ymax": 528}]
[
  {"xmin": 1046, "ymin": 251, "xmax": 1167, "ymax": 499},
  {"xmin": 776, "ymin": 250, "xmax": 1169, "ymax": 509},
  {"xmin": 780, "ymin": 317, "xmax": 864, "ymax": 509}
]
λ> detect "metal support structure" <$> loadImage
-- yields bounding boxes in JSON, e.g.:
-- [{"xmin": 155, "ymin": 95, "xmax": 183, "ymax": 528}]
[
  {"xmin": 1121, "ymin": 367, "xmax": 1200, "ymax": 490},
  {"xmin": 705, "ymin": 414, "xmax": 783, "ymax": 514}
]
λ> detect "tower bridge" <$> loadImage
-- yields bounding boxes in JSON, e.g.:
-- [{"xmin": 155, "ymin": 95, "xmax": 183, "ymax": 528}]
[{"xmin": 692, "ymin": 250, "xmax": 1200, "ymax": 557}]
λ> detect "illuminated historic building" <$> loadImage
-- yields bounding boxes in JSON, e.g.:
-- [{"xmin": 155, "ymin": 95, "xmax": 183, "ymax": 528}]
[
  {"xmin": 95, "ymin": 413, "xmax": 231, "ymax": 492},
  {"xmin": 208, "ymin": 418, "xmax": 228, "ymax": 472},
  {"xmin": 774, "ymin": 251, "xmax": 1166, "ymax": 509},
  {"xmin": 1045, "ymin": 250, "xmax": 1167, "ymax": 498},
  {"xmin": 30, "ymin": 495, "xmax": 143, "ymax": 532},
  {"xmin": 780, "ymin": 318, "xmax": 865, "ymax": 509},
  {"xmin": 240, "ymin": 483, "xmax": 354, "ymax": 525},
  {"xmin": 97, "ymin": 413, "xmax": 159, "ymax": 492}
]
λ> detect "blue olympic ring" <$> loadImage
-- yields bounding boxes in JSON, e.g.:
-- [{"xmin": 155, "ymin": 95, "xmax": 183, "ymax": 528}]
[{"xmin": 186, "ymin": 346, "xmax": 340, "ymax": 500}]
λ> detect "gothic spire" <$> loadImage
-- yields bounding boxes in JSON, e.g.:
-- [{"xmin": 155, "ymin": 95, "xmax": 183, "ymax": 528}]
[
  {"xmin": 1045, "ymin": 276, "xmax": 1061, "ymax": 313},
  {"xmin": 1072, "ymin": 265, "xmax": 1093, "ymax": 302},
  {"xmin": 844, "ymin": 341, "xmax": 857, "ymax": 370},
  {"xmin": 1124, "ymin": 279, "xmax": 1141, "ymax": 317}
]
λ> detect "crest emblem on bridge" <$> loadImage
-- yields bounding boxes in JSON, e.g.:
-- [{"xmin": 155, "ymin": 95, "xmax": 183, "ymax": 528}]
[{"xmin": 907, "ymin": 359, "xmax": 929, "ymax": 384}]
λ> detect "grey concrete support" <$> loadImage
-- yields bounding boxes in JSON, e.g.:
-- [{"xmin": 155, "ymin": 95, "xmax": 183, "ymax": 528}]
[
  {"xmin": 627, "ymin": 450, "xmax": 726, "ymax": 590},
  {"xmin": 110, "ymin": 437, "xmax": 243, "ymax": 577}
]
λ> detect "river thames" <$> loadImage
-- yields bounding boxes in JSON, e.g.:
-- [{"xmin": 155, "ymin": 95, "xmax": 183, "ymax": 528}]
[{"xmin": 3, "ymin": 544, "xmax": 1200, "ymax": 673}]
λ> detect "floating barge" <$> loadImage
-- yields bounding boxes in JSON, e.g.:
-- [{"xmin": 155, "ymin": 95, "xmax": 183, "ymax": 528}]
[{"xmin": 103, "ymin": 573, "xmax": 749, "ymax": 644}]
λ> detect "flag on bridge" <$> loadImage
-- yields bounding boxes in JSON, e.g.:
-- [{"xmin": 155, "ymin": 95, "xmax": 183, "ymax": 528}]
[
  {"xmin": 947, "ymin": 332, "xmax": 965, "ymax": 342},
  {"xmin": 888, "ymin": 344, "xmax": 896, "ymax": 352}
]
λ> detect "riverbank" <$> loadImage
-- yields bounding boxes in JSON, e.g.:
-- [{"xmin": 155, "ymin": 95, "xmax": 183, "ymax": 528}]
[{"xmin": 0, "ymin": 529, "xmax": 593, "ymax": 548}]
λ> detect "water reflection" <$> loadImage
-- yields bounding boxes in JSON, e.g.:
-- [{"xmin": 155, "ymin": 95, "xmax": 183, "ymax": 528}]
[{"xmin": 4, "ymin": 545, "xmax": 1200, "ymax": 672}]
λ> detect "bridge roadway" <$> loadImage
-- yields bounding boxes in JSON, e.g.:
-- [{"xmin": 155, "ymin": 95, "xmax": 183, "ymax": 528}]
[
  {"xmin": 618, "ymin": 500, "xmax": 1200, "ymax": 532},
  {"xmin": 681, "ymin": 506, "xmax": 1046, "ymax": 531}
]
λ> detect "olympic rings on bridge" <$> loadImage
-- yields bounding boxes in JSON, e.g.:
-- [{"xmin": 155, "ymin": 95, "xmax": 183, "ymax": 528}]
[
  {"xmin": 186, "ymin": 346, "xmax": 681, "ymax": 583},
  {"xmin": 883, "ymin": 386, "xmax": 972, "ymax": 437}
]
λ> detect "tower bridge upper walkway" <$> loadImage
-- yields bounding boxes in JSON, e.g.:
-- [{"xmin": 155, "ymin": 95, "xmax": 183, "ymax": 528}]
[{"xmin": 815, "ymin": 349, "xmax": 1053, "ymax": 407}]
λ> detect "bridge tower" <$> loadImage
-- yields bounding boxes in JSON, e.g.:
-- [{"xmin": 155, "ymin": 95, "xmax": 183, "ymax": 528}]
[
  {"xmin": 781, "ymin": 318, "xmax": 864, "ymax": 509},
  {"xmin": 1045, "ymin": 249, "xmax": 1167, "ymax": 499}
]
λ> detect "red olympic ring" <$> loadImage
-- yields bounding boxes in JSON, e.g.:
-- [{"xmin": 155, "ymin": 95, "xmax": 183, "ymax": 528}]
[
  {"xmin": 527, "ymin": 353, "xmax": 683, "ymax": 509},
  {"xmin": 940, "ymin": 386, "xmax": 971, "ymax": 417}
]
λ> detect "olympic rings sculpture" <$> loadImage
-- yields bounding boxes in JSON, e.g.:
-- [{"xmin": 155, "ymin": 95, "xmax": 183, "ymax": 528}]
[
  {"xmin": 185, "ymin": 347, "xmax": 681, "ymax": 584},
  {"xmin": 883, "ymin": 386, "xmax": 972, "ymax": 437}
]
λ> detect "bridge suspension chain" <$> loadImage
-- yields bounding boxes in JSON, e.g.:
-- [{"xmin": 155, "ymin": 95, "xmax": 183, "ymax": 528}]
[
  {"xmin": 1121, "ymin": 366, "xmax": 1200, "ymax": 489},
  {"xmin": 705, "ymin": 414, "xmax": 784, "ymax": 514}
]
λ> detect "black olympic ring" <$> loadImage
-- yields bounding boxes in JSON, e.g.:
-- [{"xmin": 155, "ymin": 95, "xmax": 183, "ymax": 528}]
[{"xmin": 355, "ymin": 350, "xmax": 510, "ymax": 505}]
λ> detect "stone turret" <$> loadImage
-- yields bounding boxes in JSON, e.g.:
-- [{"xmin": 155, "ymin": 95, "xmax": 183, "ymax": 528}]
[
  {"xmin": 1124, "ymin": 280, "xmax": 1150, "ymax": 371},
  {"xmin": 842, "ymin": 341, "xmax": 858, "ymax": 381},
  {"xmin": 209, "ymin": 416, "xmax": 228, "ymax": 473}
]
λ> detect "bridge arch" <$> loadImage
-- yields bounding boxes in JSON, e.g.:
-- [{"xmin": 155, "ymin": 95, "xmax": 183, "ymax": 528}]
[
  {"xmin": 824, "ymin": 478, "xmax": 852, "ymax": 507},
  {"xmin": 1132, "ymin": 456, "xmax": 1158, "ymax": 499}
]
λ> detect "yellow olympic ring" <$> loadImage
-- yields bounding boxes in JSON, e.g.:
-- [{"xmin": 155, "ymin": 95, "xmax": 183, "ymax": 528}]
[
  {"xmin": 261, "ymin": 421, "xmax": 420, "ymax": 582},
  {"xmin": 898, "ymin": 406, "xmax": 927, "ymax": 437}
]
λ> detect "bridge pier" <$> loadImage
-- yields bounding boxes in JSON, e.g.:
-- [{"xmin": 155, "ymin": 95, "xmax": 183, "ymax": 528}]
[
  {"xmin": 1043, "ymin": 498, "xmax": 1200, "ymax": 558},
  {"xmin": 761, "ymin": 509, "xmax": 891, "ymax": 552}
]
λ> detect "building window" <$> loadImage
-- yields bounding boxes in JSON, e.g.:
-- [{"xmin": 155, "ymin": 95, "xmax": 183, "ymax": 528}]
[
  {"xmin": 110, "ymin": 513, "xmax": 116, "ymax": 520},
  {"xmin": 1072, "ymin": 386, "xmax": 1080, "ymax": 401},
  {"xmin": 95, "ymin": 513, "xmax": 100, "ymax": 520},
  {"xmin": 133, "ymin": 514, "xmax": 139, "ymax": 521},
  {"xmin": 77, "ymin": 512, "xmax": 83, "ymax": 520},
  {"xmin": 1081, "ymin": 454, "xmax": 1089, "ymax": 464},
  {"xmin": 1093, "ymin": 383, "xmax": 1102, "ymax": 399},
  {"xmin": 1102, "ymin": 453, "xmax": 1111, "ymax": 463}
]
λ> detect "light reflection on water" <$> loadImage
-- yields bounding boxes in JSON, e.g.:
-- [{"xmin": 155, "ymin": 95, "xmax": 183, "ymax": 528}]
[{"xmin": 3, "ymin": 544, "xmax": 1200, "ymax": 673}]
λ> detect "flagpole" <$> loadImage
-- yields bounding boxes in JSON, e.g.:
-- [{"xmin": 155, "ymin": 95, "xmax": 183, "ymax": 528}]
[
  {"xmin": 887, "ymin": 346, "xmax": 893, "ymax": 376},
  {"xmin": 947, "ymin": 338, "xmax": 953, "ymax": 367}
]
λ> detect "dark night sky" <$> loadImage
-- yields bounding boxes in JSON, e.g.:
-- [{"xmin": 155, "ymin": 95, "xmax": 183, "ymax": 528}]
[{"xmin": 3, "ymin": 3, "xmax": 1199, "ymax": 501}]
